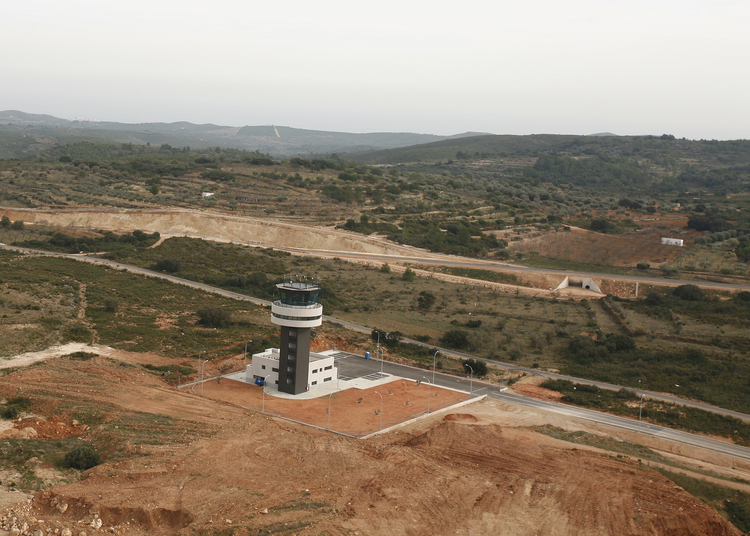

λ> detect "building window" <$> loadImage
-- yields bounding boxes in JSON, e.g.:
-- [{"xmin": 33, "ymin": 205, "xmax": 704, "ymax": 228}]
[
  {"xmin": 272, "ymin": 368, "xmax": 279, "ymax": 373},
  {"xmin": 311, "ymin": 381, "xmax": 317, "ymax": 386},
  {"xmin": 312, "ymin": 369, "xmax": 318, "ymax": 374},
  {"xmin": 324, "ymin": 365, "xmax": 332, "ymax": 370},
  {"xmin": 261, "ymin": 365, "xmax": 266, "ymax": 370},
  {"xmin": 324, "ymin": 377, "xmax": 332, "ymax": 382}
]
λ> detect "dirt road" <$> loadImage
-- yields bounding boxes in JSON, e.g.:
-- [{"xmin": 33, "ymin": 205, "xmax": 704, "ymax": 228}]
[{"xmin": 0, "ymin": 343, "xmax": 117, "ymax": 370}]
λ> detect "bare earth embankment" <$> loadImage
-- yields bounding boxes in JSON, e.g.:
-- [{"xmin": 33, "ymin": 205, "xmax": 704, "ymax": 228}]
[
  {"xmin": 0, "ymin": 208, "xmax": 431, "ymax": 258},
  {"xmin": 0, "ymin": 350, "xmax": 743, "ymax": 535}
]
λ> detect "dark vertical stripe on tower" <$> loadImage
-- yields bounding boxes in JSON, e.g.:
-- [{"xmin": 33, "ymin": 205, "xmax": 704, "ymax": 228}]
[{"xmin": 278, "ymin": 326, "xmax": 311, "ymax": 395}]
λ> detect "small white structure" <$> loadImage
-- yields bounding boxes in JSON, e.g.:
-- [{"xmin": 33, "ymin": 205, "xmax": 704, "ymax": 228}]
[
  {"xmin": 247, "ymin": 348, "xmax": 337, "ymax": 390},
  {"xmin": 661, "ymin": 237, "xmax": 683, "ymax": 246},
  {"xmin": 201, "ymin": 192, "xmax": 215, "ymax": 199}
]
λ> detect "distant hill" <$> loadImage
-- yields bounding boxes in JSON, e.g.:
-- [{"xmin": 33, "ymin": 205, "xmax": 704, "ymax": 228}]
[
  {"xmin": 343, "ymin": 134, "xmax": 584, "ymax": 164},
  {"xmin": 0, "ymin": 110, "xmax": 482, "ymax": 158},
  {"xmin": 342, "ymin": 132, "xmax": 750, "ymax": 172}
]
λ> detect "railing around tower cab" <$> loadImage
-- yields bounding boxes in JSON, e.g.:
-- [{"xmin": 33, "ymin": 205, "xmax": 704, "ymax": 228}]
[{"xmin": 272, "ymin": 300, "xmax": 323, "ymax": 310}]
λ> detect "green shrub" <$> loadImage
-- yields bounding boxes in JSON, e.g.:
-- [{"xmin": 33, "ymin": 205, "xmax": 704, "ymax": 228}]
[
  {"xmin": 440, "ymin": 329, "xmax": 469, "ymax": 349},
  {"xmin": 402, "ymin": 267, "xmax": 416, "ymax": 282},
  {"xmin": 417, "ymin": 291, "xmax": 436, "ymax": 310},
  {"xmin": 725, "ymin": 499, "xmax": 750, "ymax": 533},
  {"xmin": 614, "ymin": 388, "xmax": 638, "ymax": 400},
  {"xmin": 603, "ymin": 333, "xmax": 636, "ymax": 352},
  {"xmin": 103, "ymin": 298, "xmax": 119, "ymax": 312},
  {"xmin": 196, "ymin": 306, "xmax": 232, "ymax": 328},
  {"xmin": 673, "ymin": 284, "xmax": 705, "ymax": 301},
  {"xmin": 461, "ymin": 358, "xmax": 487, "ymax": 377},
  {"xmin": 155, "ymin": 258, "xmax": 181, "ymax": 273},
  {"xmin": 636, "ymin": 262, "xmax": 650, "ymax": 270},
  {"xmin": 540, "ymin": 379, "xmax": 575, "ymax": 392},
  {"xmin": 64, "ymin": 324, "xmax": 92, "ymax": 342},
  {"xmin": 65, "ymin": 352, "xmax": 97, "ymax": 361},
  {"xmin": 63, "ymin": 445, "xmax": 100, "ymax": 470},
  {"xmin": 6, "ymin": 397, "xmax": 30, "ymax": 409},
  {"xmin": 1, "ymin": 406, "xmax": 18, "ymax": 420}
]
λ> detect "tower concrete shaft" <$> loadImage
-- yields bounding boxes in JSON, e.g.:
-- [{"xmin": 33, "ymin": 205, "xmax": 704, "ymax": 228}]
[{"xmin": 271, "ymin": 281, "xmax": 323, "ymax": 395}]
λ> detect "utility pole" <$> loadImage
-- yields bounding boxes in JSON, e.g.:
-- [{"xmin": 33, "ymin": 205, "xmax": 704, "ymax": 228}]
[{"xmin": 464, "ymin": 363, "xmax": 473, "ymax": 397}]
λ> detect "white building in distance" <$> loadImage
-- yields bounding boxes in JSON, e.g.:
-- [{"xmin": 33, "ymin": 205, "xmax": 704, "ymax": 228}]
[{"xmin": 661, "ymin": 237, "xmax": 684, "ymax": 246}]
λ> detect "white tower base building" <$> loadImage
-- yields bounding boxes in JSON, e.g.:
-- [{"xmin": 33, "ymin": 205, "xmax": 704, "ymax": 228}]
[{"xmin": 247, "ymin": 348, "xmax": 337, "ymax": 390}]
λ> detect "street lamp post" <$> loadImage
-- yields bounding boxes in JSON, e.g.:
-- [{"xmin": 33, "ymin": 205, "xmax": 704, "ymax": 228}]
[
  {"xmin": 244, "ymin": 340, "xmax": 252, "ymax": 370},
  {"xmin": 378, "ymin": 331, "xmax": 383, "ymax": 378},
  {"xmin": 423, "ymin": 377, "xmax": 431, "ymax": 414},
  {"xmin": 639, "ymin": 393, "xmax": 646, "ymax": 429},
  {"xmin": 262, "ymin": 374, "xmax": 271, "ymax": 413},
  {"xmin": 200, "ymin": 356, "xmax": 209, "ymax": 396},
  {"xmin": 464, "ymin": 363, "xmax": 474, "ymax": 397},
  {"xmin": 327, "ymin": 391, "xmax": 334, "ymax": 430},
  {"xmin": 432, "ymin": 350, "xmax": 439, "ymax": 386},
  {"xmin": 374, "ymin": 390, "xmax": 383, "ymax": 431}
]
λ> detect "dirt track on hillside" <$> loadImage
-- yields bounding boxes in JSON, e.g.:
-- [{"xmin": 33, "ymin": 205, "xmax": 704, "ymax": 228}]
[{"xmin": 0, "ymin": 351, "xmax": 744, "ymax": 535}]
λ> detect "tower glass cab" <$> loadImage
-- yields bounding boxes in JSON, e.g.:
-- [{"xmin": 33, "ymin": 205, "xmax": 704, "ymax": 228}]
[{"xmin": 271, "ymin": 281, "xmax": 323, "ymax": 394}]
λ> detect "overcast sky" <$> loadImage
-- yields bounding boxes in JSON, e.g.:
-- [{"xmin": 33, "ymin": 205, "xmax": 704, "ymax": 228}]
[{"xmin": 3, "ymin": 1, "xmax": 749, "ymax": 139}]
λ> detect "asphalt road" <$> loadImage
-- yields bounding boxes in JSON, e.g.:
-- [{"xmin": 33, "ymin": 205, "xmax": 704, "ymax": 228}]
[
  {"xmin": 162, "ymin": 233, "xmax": 750, "ymax": 292},
  {"xmin": 3, "ymin": 243, "xmax": 750, "ymax": 425},
  {"xmin": 287, "ymin": 250, "xmax": 750, "ymax": 292},
  {"xmin": 336, "ymin": 351, "xmax": 750, "ymax": 461}
]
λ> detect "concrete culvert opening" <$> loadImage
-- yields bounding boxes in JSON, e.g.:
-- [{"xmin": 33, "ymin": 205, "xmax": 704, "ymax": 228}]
[{"xmin": 555, "ymin": 276, "xmax": 602, "ymax": 294}]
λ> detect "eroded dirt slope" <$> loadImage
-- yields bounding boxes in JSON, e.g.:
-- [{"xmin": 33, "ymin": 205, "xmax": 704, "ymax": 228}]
[
  {"xmin": 1, "ymin": 208, "xmax": 430, "ymax": 257},
  {"xmin": 0, "ymin": 354, "xmax": 741, "ymax": 536}
]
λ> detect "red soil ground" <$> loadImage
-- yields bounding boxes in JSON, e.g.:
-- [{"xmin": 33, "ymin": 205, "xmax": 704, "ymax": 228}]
[
  {"xmin": 0, "ymin": 351, "xmax": 743, "ymax": 535},
  {"xmin": 198, "ymin": 377, "xmax": 470, "ymax": 436}
]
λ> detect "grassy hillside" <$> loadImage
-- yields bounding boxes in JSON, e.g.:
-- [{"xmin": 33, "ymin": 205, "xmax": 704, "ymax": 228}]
[
  {"xmin": 2, "ymin": 137, "xmax": 750, "ymax": 278},
  {"xmin": 346, "ymin": 133, "xmax": 750, "ymax": 168},
  {"xmin": 344, "ymin": 133, "xmax": 580, "ymax": 163}
]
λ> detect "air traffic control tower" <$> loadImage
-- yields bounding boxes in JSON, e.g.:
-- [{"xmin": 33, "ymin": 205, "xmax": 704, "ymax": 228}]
[{"xmin": 271, "ymin": 280, "xmax": 323, "ymax": 395}]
